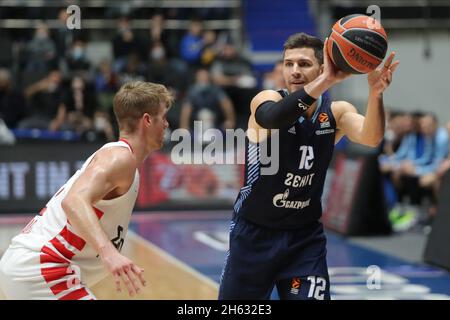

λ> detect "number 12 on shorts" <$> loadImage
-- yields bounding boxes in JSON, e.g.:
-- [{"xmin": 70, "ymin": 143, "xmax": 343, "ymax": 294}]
[{"xmin": 307, "ymin": 276, "xmax": 327, "ymax": 300}]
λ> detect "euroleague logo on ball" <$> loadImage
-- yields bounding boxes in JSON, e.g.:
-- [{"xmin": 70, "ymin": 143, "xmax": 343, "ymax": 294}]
[{"xmin": 327, "ymin": 11, "xmax": 387, "ymax": 74}]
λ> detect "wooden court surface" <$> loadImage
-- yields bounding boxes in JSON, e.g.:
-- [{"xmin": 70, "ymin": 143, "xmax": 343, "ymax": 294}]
[
  {"xmin": 91, "ymin": 232, "xmax": 219, "ymax": 300},
  {"xmin": 3, "ymin": 213, "xmax": 450, "ymax": 300}
]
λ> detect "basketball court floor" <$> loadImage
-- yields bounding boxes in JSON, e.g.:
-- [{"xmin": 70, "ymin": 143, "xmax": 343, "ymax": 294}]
[{"xmin": 1, "ymin": 211, "xmax": 450, "ymax": 300}]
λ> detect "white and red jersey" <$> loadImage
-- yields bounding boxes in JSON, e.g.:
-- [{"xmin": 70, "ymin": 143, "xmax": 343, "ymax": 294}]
[{"xmin": 9, "ymin": 139, "xmax": 139, "ymax": 287}]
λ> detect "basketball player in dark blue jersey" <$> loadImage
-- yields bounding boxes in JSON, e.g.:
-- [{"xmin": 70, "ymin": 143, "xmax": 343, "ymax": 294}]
[{"xmin": 218, "ymin": 33, "xmax": 399, "ymax": 300}]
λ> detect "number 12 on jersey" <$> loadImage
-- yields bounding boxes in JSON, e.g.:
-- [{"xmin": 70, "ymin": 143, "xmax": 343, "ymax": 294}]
[{"xmin": 299, "ymin": 146, "xmax": 314, "ymax": 170}]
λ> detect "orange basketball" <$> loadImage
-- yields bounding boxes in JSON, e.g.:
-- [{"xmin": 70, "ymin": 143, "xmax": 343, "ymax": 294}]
[{"xmin": 327, "ymin": 14, "xmax": 387, "ymax": 74}]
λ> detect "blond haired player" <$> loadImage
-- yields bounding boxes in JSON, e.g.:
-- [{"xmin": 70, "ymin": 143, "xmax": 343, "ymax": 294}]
[{"xmin": 0, "ymin": 81, "xmax": 172, "ymax": 299}]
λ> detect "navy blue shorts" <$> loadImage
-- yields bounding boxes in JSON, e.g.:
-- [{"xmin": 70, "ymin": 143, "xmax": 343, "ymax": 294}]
[{"xmin": 219, "ymin": 214, "xmax": 330, "ymax": 300}]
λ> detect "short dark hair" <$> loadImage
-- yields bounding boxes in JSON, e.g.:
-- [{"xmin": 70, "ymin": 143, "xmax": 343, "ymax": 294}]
[{"xmin": 283, "ymin": 33, "xmax": 324, "ymax": 65}]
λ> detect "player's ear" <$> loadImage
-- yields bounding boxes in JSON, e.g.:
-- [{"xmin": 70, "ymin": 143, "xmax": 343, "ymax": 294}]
[{"xmin": 143, "ymin": 113, "xmax": 152, "ymax": 126}]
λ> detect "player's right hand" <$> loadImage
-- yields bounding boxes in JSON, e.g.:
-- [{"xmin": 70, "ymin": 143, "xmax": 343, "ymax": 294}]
[
  {"xmin": 99, "ymin": 245, "xmax": 146, "ymax": 297},
  {"xmin": 322, "ymin": 38, "xmax": 352, "ymax": 85}
]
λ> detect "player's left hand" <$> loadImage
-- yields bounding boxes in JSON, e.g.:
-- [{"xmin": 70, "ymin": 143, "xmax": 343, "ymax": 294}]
[
  {"xmin": 99, "ymin": 245, "xmax": 146, "ymax": 297},
  {"xmin": 368, "ymin": 52, "xmax": 400, "ymax": 95}
]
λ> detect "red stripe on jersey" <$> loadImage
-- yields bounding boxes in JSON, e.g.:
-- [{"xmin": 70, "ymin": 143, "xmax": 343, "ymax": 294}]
[
  {"xmin": 40, "ymin": 254, "xmax": 64, "ymax": 264},
  {"xmin": 54, "ymin": 187, "xmax": 65, "ymax": 198},
  {"xmin": 93, "ymin": 207, "xmax": 104, "ymax": 219},
  {"xmin": 60, "ymin": 226, "xmax": 86, "ymax": 251},
  {"xmin": 50, "ymin": 237, "xmax": 75, "ymax": 260},
  {"xmin": 50, "ymin": 281, "xmax": 69, "ymax": 295},
  {"xmin": 21, "ymin": 217, "xmax": 38, "ymax": 234},
  {"xmin": 40, "ymin": 246, "xmax": 67, "ymax": 264},
  {"xmin": 59, "ymin": 287, "xmax": 90, "ymax": 300},
  {"xmin": 119, "ymin": 138, "xmax": 134, "ymax": 154},
  {"xmin": 41, "ymin": 266, "xmax": 69, "ymax": 283}
]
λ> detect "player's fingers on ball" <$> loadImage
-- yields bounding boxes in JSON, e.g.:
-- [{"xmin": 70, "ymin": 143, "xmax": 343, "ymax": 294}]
[
  {"xmin": 384, "ymin": 52, "xmax": 395, "ymax": 68},
  {"xmin": 323, "ymin": 38, "xmax": 331, "ymax": 61},
  {"xmin": 385, "ymin": 70, "xmax": 392, "ymax": 82}
]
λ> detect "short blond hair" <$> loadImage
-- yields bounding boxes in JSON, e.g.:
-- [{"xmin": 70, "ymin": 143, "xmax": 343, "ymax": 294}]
[{"xmin": 113, "ymin": 81, "xmax": 173, "ymax": 132}]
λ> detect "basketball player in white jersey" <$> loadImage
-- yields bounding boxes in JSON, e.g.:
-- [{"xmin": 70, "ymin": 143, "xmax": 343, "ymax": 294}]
[{"xmin": 0, "ymin": 81, "xmax": 173, "ymax": 300}]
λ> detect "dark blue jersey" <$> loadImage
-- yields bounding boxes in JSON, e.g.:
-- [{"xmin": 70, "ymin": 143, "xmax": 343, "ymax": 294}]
[{"xmin": 234, "ymin": 90, "xmax": 336, "ymax": 229}]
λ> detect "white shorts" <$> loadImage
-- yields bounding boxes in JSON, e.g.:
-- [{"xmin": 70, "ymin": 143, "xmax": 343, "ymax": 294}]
[{"xmin": 0, "ymin": 246, "xmax": 96, "ymax": 300}]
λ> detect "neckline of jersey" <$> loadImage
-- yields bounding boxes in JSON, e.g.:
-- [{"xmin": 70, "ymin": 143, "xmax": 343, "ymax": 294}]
[{"xmin": 119, "ymin": 138, "xmax": 134, "ymax": 154}]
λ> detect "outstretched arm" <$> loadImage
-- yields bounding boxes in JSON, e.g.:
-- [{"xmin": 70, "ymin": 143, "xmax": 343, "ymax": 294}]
[
  {"xmin": 61, "ymin": 147, "xmax": 145, "ymax": 296},
  {"xmin": 334, "ymin": 52, "xmax": 400, "ymax": 147}
]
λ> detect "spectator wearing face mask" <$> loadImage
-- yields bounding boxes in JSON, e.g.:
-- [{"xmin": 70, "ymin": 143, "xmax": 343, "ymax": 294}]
[
  {"xmin": 179, "ymin": 68, "xmax": 235, "ymax": 136},
  {"xmin": 147, "ymin": 41, "xmax": 189, "ymax": 93},
  {"xmin": 66, "ymin": 40, "xmax": 91, "ymax": 73}
]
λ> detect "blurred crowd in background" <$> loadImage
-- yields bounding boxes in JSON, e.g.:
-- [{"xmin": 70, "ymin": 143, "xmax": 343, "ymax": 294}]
[
  {"xmin": 1, "ymin": 6, "xmax": 450, "ymax": 234},
  {"xmin": 0, "ymin": 7, "xmax": 261, "ymax": 144},
  {"xmin": 380, "ymin": 111, "xmax": 450, "ymax": 232}
]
